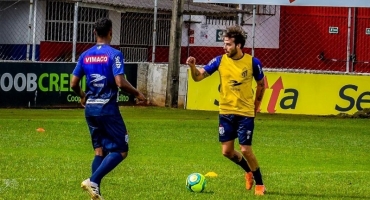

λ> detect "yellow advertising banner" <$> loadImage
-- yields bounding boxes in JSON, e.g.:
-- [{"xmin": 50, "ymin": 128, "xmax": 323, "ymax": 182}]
[{"xmin": 186, "ymin": 70, "xmax": 370, "ymax": 115}]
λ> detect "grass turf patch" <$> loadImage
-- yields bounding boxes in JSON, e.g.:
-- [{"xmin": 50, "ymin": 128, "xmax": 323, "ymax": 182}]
[{"xmin": 0, "ymin": 107, "xmax": 369, "ymax": 199}]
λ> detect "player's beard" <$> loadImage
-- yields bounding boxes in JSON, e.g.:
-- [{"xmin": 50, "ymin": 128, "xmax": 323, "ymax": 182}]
[{"xmin": 226, "ymin": 47, "xmax": 237, "ymax": 58}]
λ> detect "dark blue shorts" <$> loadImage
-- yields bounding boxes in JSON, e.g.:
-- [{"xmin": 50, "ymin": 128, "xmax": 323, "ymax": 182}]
[
  {"xmin": 86, "ymin": 115, "xmax": 128, "ymax": 153},
  {"xmin": 219, "ymin": 114, "xmax": 255, "ymax": 145}
]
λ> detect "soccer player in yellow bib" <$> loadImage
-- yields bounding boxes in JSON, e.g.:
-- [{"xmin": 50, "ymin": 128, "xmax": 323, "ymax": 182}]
[{"xmin": 186, "ymin": 26, "xmax": 266, "ymax": 195}]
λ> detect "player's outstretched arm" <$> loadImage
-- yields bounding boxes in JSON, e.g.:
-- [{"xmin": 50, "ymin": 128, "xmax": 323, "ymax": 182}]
[
  {"xmin": 115, "ymin": 75, "xmax": 146, "ymax": 103},
  {"xmin": 186, "ymin": 56, "xmax": 209, "ymax": 82}
]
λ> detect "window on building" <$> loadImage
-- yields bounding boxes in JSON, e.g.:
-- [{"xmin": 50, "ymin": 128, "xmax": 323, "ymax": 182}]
[
  {"xmin": 205, "ymin": 4, "xmax": 275, "ymax": 25},
  {"xmin": 120, "ymin": 12, "xmax": 171, "ymax": 62},
  {"xmin": 211, "ymin": 3, "xmax": 239, "ymax": 8},
  {"xmin": 120, "ymin": 12, "xmax": 171, "ymax": 46},
  {"xmin": 206, "ymin": 3, "xmax": 242, "ymax": 26},
  {"xmin": 45, "ymin": 1, "xmax": 108, "ymax": 42},
  {"xmin": 206, "ymin": 15, "xmax": 237, "ymax": 26},
  {"xmin": 257, "ymin": 5, "xmax": 277, "ymax": 16}
]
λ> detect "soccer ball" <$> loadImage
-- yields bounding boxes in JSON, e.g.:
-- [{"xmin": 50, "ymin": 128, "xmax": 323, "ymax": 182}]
[{"xmin": 186, "ymin": 173, "xmax": 206, "ymax": 192}]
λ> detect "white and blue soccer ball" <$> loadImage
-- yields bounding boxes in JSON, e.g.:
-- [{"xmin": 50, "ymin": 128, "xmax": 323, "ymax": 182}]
[{"xmin": 186, "ymin": 173, "xmax": 207, "ymax": 192}]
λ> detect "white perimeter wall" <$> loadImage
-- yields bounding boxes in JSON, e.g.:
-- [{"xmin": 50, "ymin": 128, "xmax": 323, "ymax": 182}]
[{"xmin": 137, "ymin": 63, "xmax": 188, "ymax": 108}]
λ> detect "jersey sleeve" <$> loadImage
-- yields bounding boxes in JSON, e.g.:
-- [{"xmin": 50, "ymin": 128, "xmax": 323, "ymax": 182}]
[
  {"xmin": 204, "ymin": 56, "xmax": 222, "ymax": 75},
  {"xmin": 72, "ymin": 54, "xmax": 85, "ymax": 78},
  {"xmin": 252, "ymin": 57, "xmax": 264, "ymax": 81},
  {"xmin": 112, "ymin": 51, "xmax": 124, "ymax": 76}
]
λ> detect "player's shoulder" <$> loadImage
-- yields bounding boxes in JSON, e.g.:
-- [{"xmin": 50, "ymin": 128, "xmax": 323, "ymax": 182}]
[
  {"xmin": 80, "ymin": 45, "xmax": 100, "ymax": 58},
  {"xmin": 79, "ymin": 50, "xmax": 88, "ymax": 58},
  {"xmin": 103, "ymin": 45, "xmax": 119, "ymax": 53},
  {"xmin": 81, "ymin": 46, "xmax": 94, "ymax": 55},
  {"xmin": 112, "ymin": 48, "xmax": 123, "ymax": 56},
  {"xmin": 208, "ymin": 55, "xmax": 222, "ymax": 65},
  {"xmin": 77, "ymin": 48, "xmax": 91, "ymax": 62},
  {"xmin": 104, "ymin": 46, "xmax": 122, "ymax": 58},
  {"xmin": 252, "ymin": 57, "xmax": 263, "ymax": 67}
]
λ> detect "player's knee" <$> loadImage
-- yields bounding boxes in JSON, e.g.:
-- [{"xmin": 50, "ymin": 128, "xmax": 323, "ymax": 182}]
[
  {"xmin": 94, "ymin": 147, "xmax": 104, "ymax": 156},
  {"xmin": 120, "ymin": 152, "xmax": 128, "ymax": 159},
  {"xmin": 241, "ymin": 149, "xmax": 254, "ymax": 159},
  {"xmin": 222, "ymin": 150, "xmax": 234, "ymax": 159},
  {"xmin": 240, "ymin": 146, "xmax": 254, "ymax": 158}
]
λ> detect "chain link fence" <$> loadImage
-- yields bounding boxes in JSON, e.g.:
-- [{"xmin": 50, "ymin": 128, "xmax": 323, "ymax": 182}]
[{"xmin": 0, "ymin": 1, "xmax": 369, "ymax": 73}]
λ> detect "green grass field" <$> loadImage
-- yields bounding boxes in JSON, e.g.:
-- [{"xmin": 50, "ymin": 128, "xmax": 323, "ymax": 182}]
[{"xmin": 0, "ymin": 107, "xmax": 369, "ymax": 200}]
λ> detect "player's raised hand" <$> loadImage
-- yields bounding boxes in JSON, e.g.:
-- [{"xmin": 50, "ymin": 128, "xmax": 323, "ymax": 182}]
[{"xmin": 186, "ymin": 56, "xmax": 196, "ymax": 66}]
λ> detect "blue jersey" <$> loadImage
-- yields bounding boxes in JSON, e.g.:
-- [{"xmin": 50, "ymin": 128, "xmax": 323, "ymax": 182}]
[{"xmin": 72, "ymin": 44, "xmax": 124, "ymax": 116}]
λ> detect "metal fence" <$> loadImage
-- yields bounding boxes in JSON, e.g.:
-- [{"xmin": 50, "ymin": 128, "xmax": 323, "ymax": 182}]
[{"xmin": 0, "ymin": 0, "xmax": 369, "ymax": 73}]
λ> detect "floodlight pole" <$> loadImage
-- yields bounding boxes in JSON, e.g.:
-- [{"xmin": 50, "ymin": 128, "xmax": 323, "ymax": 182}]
[
  {"xmin": 251, "ymin": 5, "xmax": 256, "ymax": 57},
  {"xmin": 165, "ymin": 0, "xmax": 184, "ymax": 108},
  {"xmin": 152, "ymin": 0, "xmax": 158, "ymax": 63},
  {"xmin": 238, "ymin": 4, "xmax": 242, "ymax": 25},
  {"xmin": 26, "ymin": 0, "xmax": 33, "ymax": 61},
  {"xmin": 31, "ymin": 0, "xmax": 37, "ymax": 61},
  {"xmin": 345, "ymin": 7, "xmax": 351, "ymax": 73},
  {"xmin": 72, "ymin": 2, "xmax": 79, "ymax": 62}
]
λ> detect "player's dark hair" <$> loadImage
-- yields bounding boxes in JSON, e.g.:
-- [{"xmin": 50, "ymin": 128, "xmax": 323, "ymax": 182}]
[
  {"xmin": 94, "ymin": 17, "xmax": 112, "ymax": 37},
  {"xmin": 224, "ymin": 26, "xmax": 246, "ymax": 49}
]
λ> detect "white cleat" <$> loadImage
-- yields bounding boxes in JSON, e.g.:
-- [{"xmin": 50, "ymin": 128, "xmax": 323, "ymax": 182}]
[{"xmin": 81, "ymin": 179, "xmax": 104, "ymax": 200}]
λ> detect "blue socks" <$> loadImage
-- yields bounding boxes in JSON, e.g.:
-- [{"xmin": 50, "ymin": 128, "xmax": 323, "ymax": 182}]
[
  {"xmin": 90, "ymin": 152, "xmax": 124, "ymax": 185},
  {"xmin": 92, "ymin": 155, "xmax": 104, "ymax": 173}
]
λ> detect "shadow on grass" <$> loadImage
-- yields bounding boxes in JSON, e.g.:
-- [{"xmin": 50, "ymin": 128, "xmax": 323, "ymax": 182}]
[
  {"xmin": 189, "ymin": 191, "xmax": 215, "ymax": 195},
  {"xmin": 267, "ymin": 191, "xmax": 369, "ymax": 199}
]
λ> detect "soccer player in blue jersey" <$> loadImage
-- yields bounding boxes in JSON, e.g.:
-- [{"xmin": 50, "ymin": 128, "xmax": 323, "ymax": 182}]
[
  {"xmin": 70, "ymin": 17, "xmax": 146, "ymax": 200},
  {"xmin": 186, "ymin": 26, "xmax": 266, "ymax": 195}
]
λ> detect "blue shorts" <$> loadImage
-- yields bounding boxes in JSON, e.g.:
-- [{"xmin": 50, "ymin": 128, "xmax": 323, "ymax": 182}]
[
  {"xmin": 219, "ymin": 114, "xmax": 255, "ymax": 145},
  {"xmin": 86, "ymin": 115, "xmax": 129, "ymax": 153}
]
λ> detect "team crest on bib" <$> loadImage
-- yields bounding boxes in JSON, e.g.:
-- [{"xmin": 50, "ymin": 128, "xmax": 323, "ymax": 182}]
[
  {"xmin": 246, "ymin": 130, "xmax": 252, "ymax": 139},
  {"xmin": 242, "ymin": 68, "xmax": 248, "ymax": 78},
  {"xmin": 219, "ymin": 125, "xmax": 225, "ymax": 136}
]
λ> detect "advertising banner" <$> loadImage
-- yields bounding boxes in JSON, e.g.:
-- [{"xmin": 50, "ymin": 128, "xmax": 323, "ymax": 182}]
[
  {"xmin": 193, "ymin": 0, "xmax": 370, "ymax": 7},
  {"xmin": 187, "ymin": 70, "xmax": 370, "ymax": 115},
  {"xmin": 0, "ymin": 62, "xmax": 137, "ymax": 108}
]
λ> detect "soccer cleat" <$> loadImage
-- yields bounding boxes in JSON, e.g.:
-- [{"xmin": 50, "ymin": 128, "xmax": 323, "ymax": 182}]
[
  {"xmin": 81, "ymin": 179, "xmax": 104, "ymax": 200},
  {"xmin": 254, "ymin": 185, "xmax": 266, "ymax": 195},
  {"xmin": 245, "ymin": 172, "xmax": 254, "ymax": 190}
]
